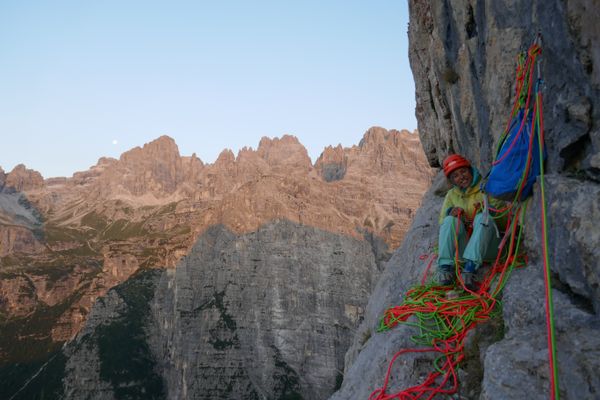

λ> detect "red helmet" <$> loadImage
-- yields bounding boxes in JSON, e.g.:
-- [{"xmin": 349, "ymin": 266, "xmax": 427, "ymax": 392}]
[{"xmin": 443, "ymin": 154, "xmax": 471, "ymax": 177}]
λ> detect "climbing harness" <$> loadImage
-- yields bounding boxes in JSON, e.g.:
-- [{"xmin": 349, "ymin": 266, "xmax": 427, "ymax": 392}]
[{"xmin": 369, "ymin": 35, "xmax": 559, "ymax": 399}]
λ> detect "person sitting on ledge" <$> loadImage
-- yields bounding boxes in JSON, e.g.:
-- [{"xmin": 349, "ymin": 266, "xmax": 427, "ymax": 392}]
[{"xmin": 437, "ymin": 154, "xmax": 506, "ymax": 291}]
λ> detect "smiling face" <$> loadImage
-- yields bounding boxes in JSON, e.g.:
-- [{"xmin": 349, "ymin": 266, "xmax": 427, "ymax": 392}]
[{"xmin": 449, "ymin": 167, "xmax": 473, "ymax": 189}]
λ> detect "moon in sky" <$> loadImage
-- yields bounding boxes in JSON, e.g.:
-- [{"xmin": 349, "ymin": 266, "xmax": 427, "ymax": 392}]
[{"xmin": 112, "ymin": 139, "xmax": 118, "ymax": 145}]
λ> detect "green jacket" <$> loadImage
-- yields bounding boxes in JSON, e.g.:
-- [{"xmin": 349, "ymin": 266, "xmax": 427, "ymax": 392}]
[{"xmin": 439, "ymin": 168, "xmax": 507, "ymax": 229}]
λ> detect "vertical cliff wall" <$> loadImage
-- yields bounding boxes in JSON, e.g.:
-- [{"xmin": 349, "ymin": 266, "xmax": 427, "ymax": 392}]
[
  {"xmin": 332, "ymin": 1, "xmax": 599, "ymax": 399},
  {"xmin": 14, "ymin": 220, "xmax": 380, "ymax": 400},
  {"xmin": 150, "ymin": 220, "xmax": 378, "ymax": 399},
  {"xmin": 409, "ymin": 0, "xmax": 599, "ymax": 178}
]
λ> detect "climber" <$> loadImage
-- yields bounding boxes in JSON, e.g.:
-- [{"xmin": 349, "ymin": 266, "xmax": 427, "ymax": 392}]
[{"xmin": 437, "ymin": 154, "xmax": 506, "ymax": 291}]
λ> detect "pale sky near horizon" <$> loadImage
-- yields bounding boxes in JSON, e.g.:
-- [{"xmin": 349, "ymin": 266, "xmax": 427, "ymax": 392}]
[{"xmin": 0, "ymin": 1, "xmax": 417, "ymax": 178}]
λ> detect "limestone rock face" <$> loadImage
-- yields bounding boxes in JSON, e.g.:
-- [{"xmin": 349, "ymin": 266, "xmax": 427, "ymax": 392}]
[
  {"xmin": 53, "ymin": 221, "xmax": 378, "ymax": 399},
  {"xmin": 5, "ymin": 164, "xmax": 44, "ymax": 192},
  {"xmin": 61, "ymin": 272, "xmax": 162, "ymax": 400},
  {"xmin": 409, "ymin": 0, "xmax": 599, "ymax": 180},
  {"xmin": 315, "ymin": 144, "xmax": 347, "ymax": 182},
  {"xmin": 71, "ymin": 157, "xmax": 117, "ymax": 186},
  {"xmin": 354, "ymin": 128, "xmax": 427, "ymax": 176},
  {"xmin": 525, "ymin": 176, "xmax": 600, "ymax": 312},
  {"xmin": 0, "ymin": 191, "xmax": 44, "ymax": 256},
  {"xmin": 98, "ymin": 135, "xmax": 185, "ymax": 198},
  {"xmin": 152, "ymin": 221, "xmax": 378, "ymax": 399},
  {"xmin": 315, "ymin": 128, "xmax": 432, "ymax": 185},
  {"xmin": 331, "ymin": 1, "xmax": 600, "ymax": 398},
  {"xmin": 0, "ymin": 225, "xmax": 45, "ymax": 256},
  {"xmin": 480, "ymin": 176, "xmax": 600, "ymax": 399},
  {"xmin": 0, "ymin": 274, "xmax": 39, "ymax": 317},
  {"xmin": 256, "ymin": 134, "xmax": 313, "ymax": 173}
]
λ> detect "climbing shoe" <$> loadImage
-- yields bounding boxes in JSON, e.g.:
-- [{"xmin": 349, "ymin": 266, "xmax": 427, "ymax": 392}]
[
  {"xmin": 438, "ymin": 269, "xmax": 455, "ymax": 286},
  {"xmin": 463, "ymin": 260, "xmax": 479, "ymax": 273},
  {"xmin": 461, "ymin": 271, "xmax": 478, "ymax": 292}
]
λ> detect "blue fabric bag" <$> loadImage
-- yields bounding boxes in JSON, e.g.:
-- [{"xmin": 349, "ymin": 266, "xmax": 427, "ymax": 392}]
[{"xmin": 484, "ymin": 109, "xmax": 546, "ymax": 201}]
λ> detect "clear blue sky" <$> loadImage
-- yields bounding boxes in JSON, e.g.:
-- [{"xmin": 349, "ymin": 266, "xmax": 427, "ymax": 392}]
[{"xmin": 0, "ymin": 1, "xmax": 416, "ymax": 178}]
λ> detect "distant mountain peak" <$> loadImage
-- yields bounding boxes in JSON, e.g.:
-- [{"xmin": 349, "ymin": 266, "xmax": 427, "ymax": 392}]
[
  {"xmin": 256, "ymin": 134, "xmax": 312, "ymax": 171},
  {"xmin": 359, "ymin": 126, "xmax": 416, "ymax": 149},
  {"xmin": 5, "ymin": 164, "xmax": 44, "ymax": 192},
  {"xmin": 215, "ymin": 148, "xmax": 235, "ymax": 165}
]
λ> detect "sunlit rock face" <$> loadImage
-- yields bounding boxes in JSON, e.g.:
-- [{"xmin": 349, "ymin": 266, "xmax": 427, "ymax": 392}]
[
  {"xmin": 331, "ymin": 1, "xmax": 600, "ymax": 399},
  {"xmin": 5, "ymin": 164, "xmax": 45, "ymax": 192}
]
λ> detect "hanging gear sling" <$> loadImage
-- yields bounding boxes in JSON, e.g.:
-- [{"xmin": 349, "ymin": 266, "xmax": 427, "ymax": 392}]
[{"xmin": 484, "ymin": 43, "xmax": 546, "ymax": 201}]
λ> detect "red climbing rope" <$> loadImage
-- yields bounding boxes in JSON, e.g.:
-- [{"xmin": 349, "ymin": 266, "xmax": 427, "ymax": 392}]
[
  {"xmin": 536, "ymin": 76, "xmax": 560, "ymax": 400},
  {"xmin": 419, "ymin": 253, "xmax": 437, "ymax": 286},
  {"xmin": 371, "ymin": 206, "xmax": 524, "ymax": 399}
]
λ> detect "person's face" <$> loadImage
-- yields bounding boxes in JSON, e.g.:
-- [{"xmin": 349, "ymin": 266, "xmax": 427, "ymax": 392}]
[{"xmin": 449, "ymin": 167, "xmax": 472, "ymax": 189}]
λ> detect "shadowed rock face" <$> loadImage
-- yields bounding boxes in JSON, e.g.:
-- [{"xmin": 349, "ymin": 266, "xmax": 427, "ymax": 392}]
[
  {"xmin": 152, "ymin": 220, "xmax": 378, "ymax": 399},
  {"xmin": 409, "ymin": 0, "xmax": 599, "ymax": 179},
  {"xmin": 33, "ymin": 220, "xmax": 378, "ymax": 400},
  {"xmin": 331, "ymin": 1, "xmax": 600, "ymax": 399}
]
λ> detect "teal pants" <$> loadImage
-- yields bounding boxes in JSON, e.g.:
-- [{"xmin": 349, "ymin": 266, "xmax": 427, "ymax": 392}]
[{"xmin": 437, "ymin": 213, "xmax": 501, "ymax": 271}]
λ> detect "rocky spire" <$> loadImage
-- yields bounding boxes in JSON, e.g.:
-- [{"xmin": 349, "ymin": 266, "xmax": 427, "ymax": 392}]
[
  {"xmin": 5, "ymin": 164, "xmax": 44, "ymax": 192},
  {"xmin": 314, "ymin": 144, "xmax": 347, "ymax": 182},
  {"xmin": 256, "ymin": 135, "xmax": 312, "ymax": 172},
  {"xmin": 315, "ymin": 127, "xmax": 432, "ymax": 181},
  {"xmin": 104, "ymin": 135, "xmax": 185, "ymax": 196}
]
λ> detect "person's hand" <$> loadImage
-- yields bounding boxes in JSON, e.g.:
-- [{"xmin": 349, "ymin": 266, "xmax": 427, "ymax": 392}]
[{"xmin": 449, "ymin": 207, "xmax": 464, "ymax": 217}]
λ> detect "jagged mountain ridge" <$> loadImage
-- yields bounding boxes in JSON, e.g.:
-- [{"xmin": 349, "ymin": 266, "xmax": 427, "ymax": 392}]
[{"xmin": 5, "ymin": 128, "xmax": 430, "ymax": 245}]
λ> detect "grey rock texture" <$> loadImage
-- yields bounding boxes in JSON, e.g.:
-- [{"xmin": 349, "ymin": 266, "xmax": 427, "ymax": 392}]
[
  {"xmin": 152, "ymin": 220, "xmax": 378, "ymax": 399},
  {"xmin": 331, "ymin": 1, "xmax": 600, "ymax": 399},
  {"xmin": 409, "ymin": 0, "xmax": 599, "ymax": 179},
  {"xmin": 62, "ymin": 290, "xmax": 129, "ymax": 400},
  {"xmin": 320, "ymin": 163, "xmax": 347, "ymax": 182},
  {"xmin": 525, "ymin": 175, "xmax": 600, "ymax": 313},
  {"xmin": 481, "ymin": 175, "xmax": 600, "ymax": 399},
  {"xmin": 330, "ymin": 182, "xmax": 443, "ymax": 399},
  {"xmin": 61, "ymin": 269, "xmax": 165, "ymax": 400},
  {"xmin": 41, "ymin": 220, "xmax": 378, "ymax": 400}
]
